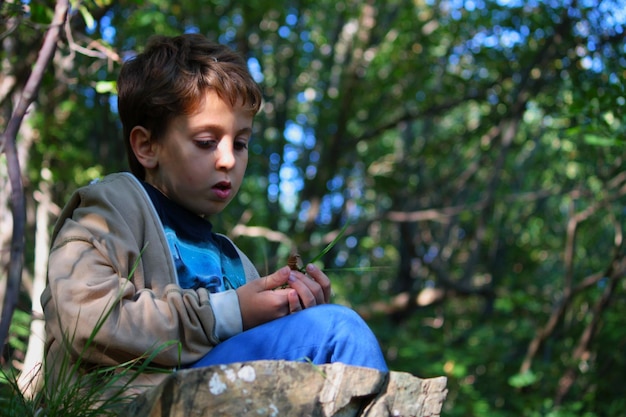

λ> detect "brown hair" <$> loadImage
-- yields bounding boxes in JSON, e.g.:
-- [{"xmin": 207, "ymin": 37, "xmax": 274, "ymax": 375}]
[{"xmin": 117, "ymin": 34, "xmax": 263, "ymax": 179}]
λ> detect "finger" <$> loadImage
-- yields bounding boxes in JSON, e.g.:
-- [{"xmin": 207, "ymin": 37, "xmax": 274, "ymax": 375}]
[
  {"xmin": 288, "ymin": 272, "xmax": 323, "ymax": 307},
  {"xmin": 305, "ymin": 264, "xmax": 331, "ymax": 303},
  {"xmin": 270, "ymin": 288, "xmax": 295, "ymax": 315},
  {"xmin": 288, "ymin": 289, "xmax": 302, "ymax": 313},
  {"xmin": 237, "ymin": 281, "xmax": 290, "ymax": 329},
  {"xmin": 262, "ymin": 266, "xmax": 291, "ymax": 291}
]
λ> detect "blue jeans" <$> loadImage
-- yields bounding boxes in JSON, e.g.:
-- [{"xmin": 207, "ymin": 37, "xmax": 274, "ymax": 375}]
[{"xmin": 190, "ymin": 304, "xmax": 388, "ymax": 372}]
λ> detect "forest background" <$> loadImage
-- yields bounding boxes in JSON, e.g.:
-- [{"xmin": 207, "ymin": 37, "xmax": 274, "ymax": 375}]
[{"xmin": 1, "ymin": 0, "xmax": 625, "ymax": 416}]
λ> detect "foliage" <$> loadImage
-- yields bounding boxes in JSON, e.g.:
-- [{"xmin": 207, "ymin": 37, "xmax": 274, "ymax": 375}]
[
  {"xmin": 1, "ymin": 0, "xmax": 625, "ymax": 416},
  {"xmin": 0, "ymin": 249, "xmax": 176, "ymax": 417}
]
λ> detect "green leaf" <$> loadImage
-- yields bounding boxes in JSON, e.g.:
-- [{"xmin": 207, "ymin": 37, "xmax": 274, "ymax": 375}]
[
  {"xmin": 508, "ymin": 370, "xmax": 538, "ymax": 388},
  {"xmin": 79, "ymin": 5, "xmax": 95, "ymax": 29},
  {"xmin": 95, "ymin": 81, "xmax": 117, "ymax": 94},
  {"xmin": 583, "ymin": 134, "xmax": 625, "ymax": 147}
]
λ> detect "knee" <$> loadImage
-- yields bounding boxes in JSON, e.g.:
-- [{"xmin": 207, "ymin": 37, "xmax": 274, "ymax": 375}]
[{"xmin": 309, "ymin": 304, "xmax": 366, "ymax": 327}]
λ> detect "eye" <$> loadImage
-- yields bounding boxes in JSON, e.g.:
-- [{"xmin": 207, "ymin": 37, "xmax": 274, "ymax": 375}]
[
  {"xmin": 234, "ymin": 138, "xmax": 249, "ymax": 151},
  {"xmin": 194, "ymin": 138, "xmax": 217, "ymax": 149}
]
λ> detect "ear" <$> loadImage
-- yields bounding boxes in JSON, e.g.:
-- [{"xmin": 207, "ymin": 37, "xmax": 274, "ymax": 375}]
[{"xmin": 130, "ymin": 126, "xmax": 158, "ymax": 169}]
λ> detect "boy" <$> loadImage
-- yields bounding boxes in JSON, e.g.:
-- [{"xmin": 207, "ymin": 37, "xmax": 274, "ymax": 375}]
[{"xmin": 41, "ymin": 34, "xmax": 387, "ymax": 397}]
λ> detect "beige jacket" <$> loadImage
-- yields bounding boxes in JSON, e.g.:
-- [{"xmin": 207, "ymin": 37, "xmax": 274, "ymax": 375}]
[{"xmin": 41, "ymin": 172, "xmax": 259, "ymax": 397}]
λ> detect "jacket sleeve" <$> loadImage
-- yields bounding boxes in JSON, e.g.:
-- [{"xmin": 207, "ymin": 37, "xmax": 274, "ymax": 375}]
[
  {"xmin": 208, "ymin": 291, "xmax": 242, "ymax": 341},
  {"xmin": 42, "ymin": 174, "xmax": 221, "ymax": 368},
  {"xmin": 209, "ymin": 236, "xmax": 260, "ymax": 341}
]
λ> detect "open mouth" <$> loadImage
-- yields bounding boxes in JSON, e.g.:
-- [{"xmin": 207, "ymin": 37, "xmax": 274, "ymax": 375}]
[
  {"xmin": 212, "ymin": 181, "xmax": 232, "ymax": 199},
  {"xmin": 214, "ymin": 182, "xmax": 231, "ymax": 190}
]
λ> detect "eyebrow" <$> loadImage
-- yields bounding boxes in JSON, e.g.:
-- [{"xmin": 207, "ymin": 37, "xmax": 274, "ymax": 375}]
[
  {"xmin": 236, "ymin": 127, "xmax": 253, "ymax": 136},
  {"xmin": 190, "ymin": 124, "xmax": 253, "ymax": 137}
]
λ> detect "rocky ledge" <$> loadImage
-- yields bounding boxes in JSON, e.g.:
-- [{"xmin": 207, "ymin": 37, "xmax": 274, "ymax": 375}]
[{"xmin": 120, "ymin": 360, "xmax": 447, "ymax": 417}]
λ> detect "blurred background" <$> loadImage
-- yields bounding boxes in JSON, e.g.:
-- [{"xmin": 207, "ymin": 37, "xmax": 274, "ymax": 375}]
[{"xmin": 1, "ymin": 0, "xmax": 625, "ymax": 415}]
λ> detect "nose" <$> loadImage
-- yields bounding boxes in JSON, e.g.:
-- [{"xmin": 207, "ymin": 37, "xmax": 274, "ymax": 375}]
[{"xmin": 216, "ymin": 141, "xmax": 235, "ymax": 170}]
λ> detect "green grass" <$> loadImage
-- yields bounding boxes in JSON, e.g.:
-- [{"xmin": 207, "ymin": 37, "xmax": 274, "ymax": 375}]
[
  {"xmin": 1, "ymin": 345, "xmax": 174, "ymax": 417},
  {"xmin": 0, "ymin": 248, "xmax": 179, "ymax": 416}
]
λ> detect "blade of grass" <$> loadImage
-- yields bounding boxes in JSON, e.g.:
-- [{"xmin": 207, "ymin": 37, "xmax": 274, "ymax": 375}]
[
  {"xmin": 322, "ymin": 266, "xmax": 393, "ymax": 273},
  {"xmin": 306, "ymin": 222, "xmax": 351, "ymax": 267}
]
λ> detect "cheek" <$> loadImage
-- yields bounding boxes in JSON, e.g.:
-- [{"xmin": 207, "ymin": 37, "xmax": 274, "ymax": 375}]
[
  {"xmin": 238, "ymin": 158, "xmax": 248, "ymax": 177},
  {"xmin": 185, "ymin": 154, "xmax": 212, "ymax": 175},
  {"xmin": 230, "ymin": 161, "xmax": 247, "ymax": 189},
  {"xmin": 240, "ymin": 153, "xmax": 249, "ymax": 168},
  {"xmin": 187, "ymin": 166, "xmax": 207, "ymax": 183}
]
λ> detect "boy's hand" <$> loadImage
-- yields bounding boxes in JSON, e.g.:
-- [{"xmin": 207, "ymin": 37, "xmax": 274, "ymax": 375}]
[
  {"xmin": 236, "ymin": 266, "xmax": 295, "ymax": 330},
  {"xmin": 288, "ymin": 263, "xmax": 331, "ymax": 306},
  {"xmin": 236, "ymin": 264, "xmax": 331, "ymax": 330}
]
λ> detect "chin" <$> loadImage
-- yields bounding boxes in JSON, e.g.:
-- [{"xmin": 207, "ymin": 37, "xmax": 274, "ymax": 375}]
[{"xmin": 202, "ymin": 204, "xmax": 230, "ymax": 218}]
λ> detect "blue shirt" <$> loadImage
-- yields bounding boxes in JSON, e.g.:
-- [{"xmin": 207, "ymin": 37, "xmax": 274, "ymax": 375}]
[{"xmin": 142, "ymin": 182, "xmax": 245, "ymax": 292}]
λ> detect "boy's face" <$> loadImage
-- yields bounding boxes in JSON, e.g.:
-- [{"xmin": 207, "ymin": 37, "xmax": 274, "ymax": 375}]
[{"xmin": 143, "ymin": 90, "xmax": 253, "ymax": 217}]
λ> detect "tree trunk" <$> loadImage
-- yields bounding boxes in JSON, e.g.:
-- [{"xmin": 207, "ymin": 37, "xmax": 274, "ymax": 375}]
[
  {"xmin": 17, "ymin": 177, "xmax": 53, "ymax": 398},
  {"xmin": 0, "ymin": 0, "xmax": 69, "ymax": 349}
]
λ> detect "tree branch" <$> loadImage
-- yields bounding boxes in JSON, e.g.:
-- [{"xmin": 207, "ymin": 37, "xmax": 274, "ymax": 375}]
[
  {"xmin": 554, "ymin": 255, "xmax": 625, "ymax": 405},
  {"xmin": 0, "ymin": 0, "xmax": 69, "ymax": 349},
  {"xmin": 519, "ymin": 173, "xmax": 626, "ymax": 374}
]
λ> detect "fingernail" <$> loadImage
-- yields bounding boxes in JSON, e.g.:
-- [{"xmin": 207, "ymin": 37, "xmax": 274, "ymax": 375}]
[
  {"xmin": 288, "ymin": 272, "xmax": 296, "ymax": 282},
  {"xmin": 306, "ymin": 264, "xmax": 316, "ymax": 272}
]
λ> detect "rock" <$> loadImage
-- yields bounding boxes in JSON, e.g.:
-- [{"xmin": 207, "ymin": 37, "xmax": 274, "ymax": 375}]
[{"xmin": 120, "ymin": 360, "xmax": 447, "ymax": 417}]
